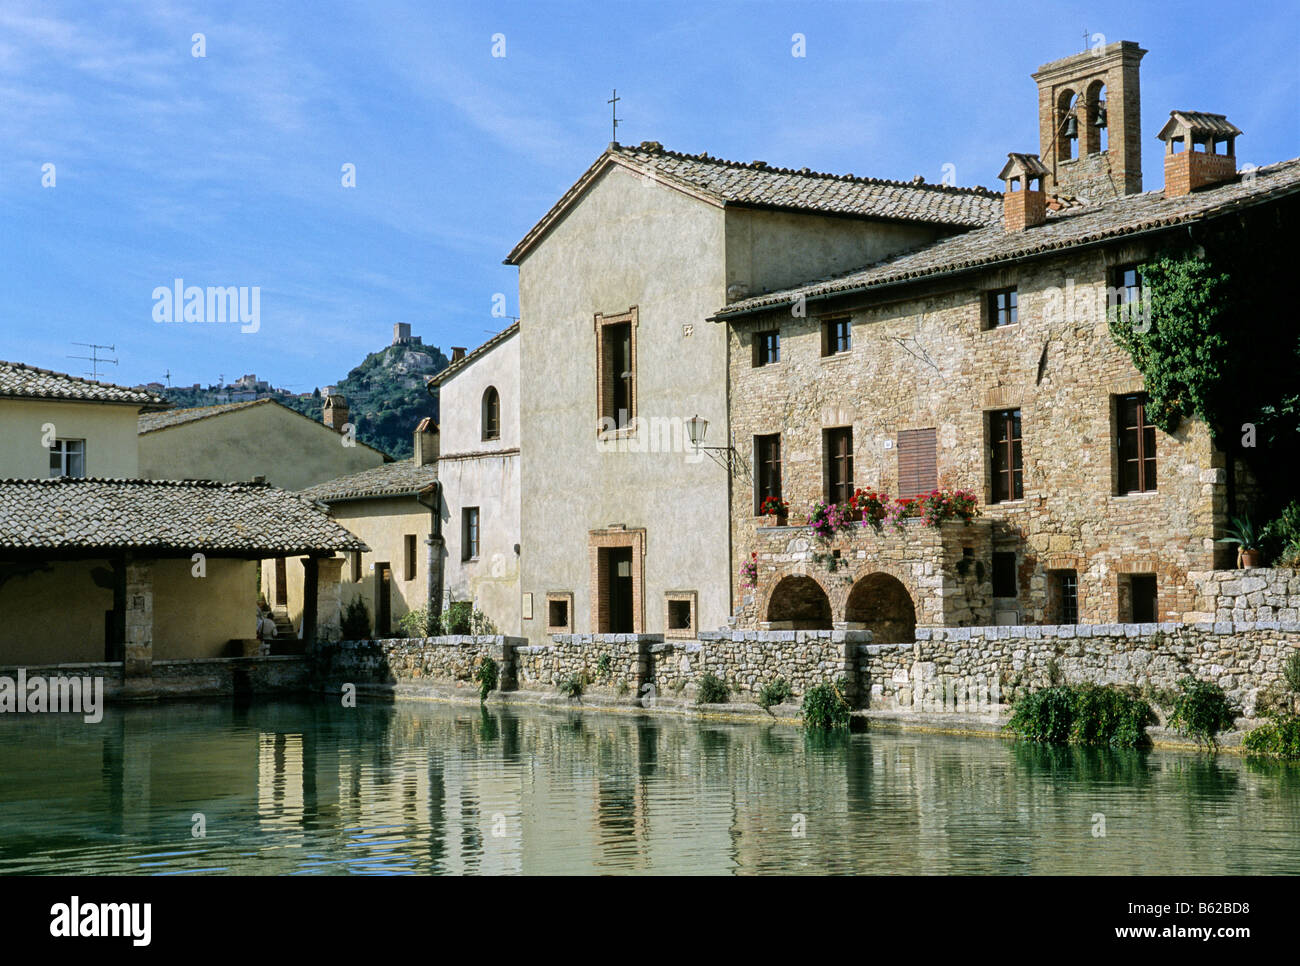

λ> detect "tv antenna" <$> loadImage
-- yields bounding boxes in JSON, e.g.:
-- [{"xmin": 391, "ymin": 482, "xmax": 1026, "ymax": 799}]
[{"xmin": 68, "ymin": 343, "xmax": 117, "ymax": 381}]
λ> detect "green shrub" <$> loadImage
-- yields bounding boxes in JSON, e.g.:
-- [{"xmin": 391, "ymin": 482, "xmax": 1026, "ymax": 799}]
[
  {"xmin": 1243, "ymin": 713, "xmax": 1300, "ymax": 759},
  {"xmin": 340, "ymin": 599, "xmax": 371, "ymax": 640},
  {"xmin": 1006, "ymin": 684, "xmax": 1153, "ymax": 748},
  {"xmin": 1261, "ymin": 500, "xmax": 1300, "ymax": 566},
  {"xmin": 1006, "ymin": 687, "xmax": 1076, "ymax": 744},
  {"xmin": 801, "ymin": 680, "xmax": 851, "ymax": 730},
  {"xmin": 697, "ymin": 672, "xmax": 729, "ymax": 704},
  {"xmin": 556, "ymin": 673, "xmax": 583, "ymax": 698},
  {"xmin": 475, "ymin": 657, "xmax": 498, "ymax": 703},
  {"xmin": 1284, "ymin": 650, "xmax": 1300, "ymax": 697},
  {"xmin": 441, "ymin": 601, "xmax": 473, "ymax": 635},
  {"xmin": 1168, "ymin": 676, "xmax": 1238, "ymax": 747},
  {"xmin": 595, "ymin": 653, "xmax": 613, "ymax": 679},
  {"xmin": 397, "ymin": 608, "xmax": 431, "ymax": 637},
  {"xmin": 758, "ymin": 677, "xmax": 794, "ymax": 711}
]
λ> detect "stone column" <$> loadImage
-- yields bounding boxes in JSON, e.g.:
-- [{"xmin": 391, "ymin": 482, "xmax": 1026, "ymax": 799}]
[
  {"xmin": 316, "ymin": 557, "xmax": 345, "ymax": 642},
  {"xmin": 123, "ymin": 558, "xmax": 153, "ymax": 679},
  {"xmin": 426, "ymin": 533, "xmax": 445, "ymax": 623}
]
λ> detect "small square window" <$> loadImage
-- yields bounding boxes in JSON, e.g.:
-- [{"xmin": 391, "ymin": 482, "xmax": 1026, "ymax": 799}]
[
  {"xmin": 985, "ymin": 287, "xmax": 1018, "ymax": 329},
  {"xmin": 753, "ymin": 329, "xmax": 780, "ymax": 367},
  {"xmin": 821, "ymin": 317, "xmax": 851, "ymax": 356},
  {"xmin": 546, "ymin": 593, "xmax": 573, "ymax": 633},
  {"xmin": 48, "ymin": 438, "xmax": 86, "ymax": 478},
  {"xmin": 664, "ymin": 592, "xmax": 697, "ymax": 638}
]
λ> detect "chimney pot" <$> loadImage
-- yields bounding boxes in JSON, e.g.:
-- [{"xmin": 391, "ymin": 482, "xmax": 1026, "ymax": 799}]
[
  {"xmin": 450, "ymin": 347, "xmax": 466, "ymax": 363},
  {"xmin": 1157, "ymin": 110, "xmax": 1242, "ymax": 197},
  {"xmin": 998, "ymin": 153, "xmax": 1051, "ymax": 231}
]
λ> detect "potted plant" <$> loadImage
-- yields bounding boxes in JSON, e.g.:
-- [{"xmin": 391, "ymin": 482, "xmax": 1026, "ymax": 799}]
[
  {"xmin": 758, "ymin": 495, "xmax": 789, "ymax": 526},
  {"xmin": 1219, "ymin": 514, "xmax": 1263, "ymax": 568}
]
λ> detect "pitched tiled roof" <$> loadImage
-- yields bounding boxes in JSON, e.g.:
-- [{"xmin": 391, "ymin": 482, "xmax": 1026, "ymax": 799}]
[
  {"xmin": 0, "ymin": 478, "xmax": 367, "ymax": 555},
  {"xmin": 713, "ymin": 158, "xmax": 1300, "ymax": 319},
  {"xmin": 138, "ymin": 398, "xmax": 269, "ymax": 432},
  {"xmin": 506, "ymin": 142, "xmax": 1002, "ymax": 264},
  {"xmin": 427, "ymin": 322, "xmax": 518, "ymax": 387},
  {"xmin": 298, "ymin": 460, "xmax": 438, "ymax": 504},
  {"xmin": 137, "ymin": 397, "xmax": 392, "ymax": 459},
  {"xmin": 0, "ymin": 361, "xmax": 169, "ymax": 407}
]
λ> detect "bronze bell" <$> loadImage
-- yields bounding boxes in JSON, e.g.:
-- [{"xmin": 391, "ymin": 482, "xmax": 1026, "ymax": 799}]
[
  {"xmin": 1095, "ymin": 104, "xmax": 1108, "ymax": 127},
  {"xmin": 1063, "ymin": 114, "xmax": 1078, "ymax": 138}
]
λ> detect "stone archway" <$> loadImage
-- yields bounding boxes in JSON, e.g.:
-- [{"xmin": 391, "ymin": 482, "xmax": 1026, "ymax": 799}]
[
  {"xmin": 845, "ymin": 572, "xmax": 916, "ymax": 643},
  {"xmin": 766, "ymin": 575, "xmax": 832, "ymax": 630}
]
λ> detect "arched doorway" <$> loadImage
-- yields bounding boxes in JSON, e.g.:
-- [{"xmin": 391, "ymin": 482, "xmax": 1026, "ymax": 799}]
[
  {"xmin": 766, "ymin": 575, "xmax": 832, "ymax": 630},
  {"xmin": 845, "ymin": 572, "xmax": 916, "ymax": 643}
]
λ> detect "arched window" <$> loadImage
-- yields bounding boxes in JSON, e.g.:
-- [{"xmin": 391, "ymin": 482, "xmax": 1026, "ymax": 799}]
[
  {"xmin": 481, "ymin": 386, "xmax": 500, "ymax": 441},
  {"xmin": 1085, "ymin": 80, "xmax": 1107, "ymax": 154},
  {"xmin": 1057, "ymin": 90, "xmax": 1079, "ymax": 161}
]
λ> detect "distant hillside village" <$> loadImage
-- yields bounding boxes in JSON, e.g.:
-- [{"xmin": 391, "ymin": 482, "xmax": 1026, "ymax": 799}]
[{"xmin": 2, "ymin": 38, "xmax": 1299, "ymax": 714}]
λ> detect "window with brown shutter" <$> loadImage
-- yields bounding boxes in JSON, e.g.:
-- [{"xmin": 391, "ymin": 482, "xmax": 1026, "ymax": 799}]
[
  {"xmin": 823, "ymin": 427, "xmax": 854, "ymax": 504},
  {"xmin": 990, "ymin": 409, "xmax": 1023, "ymax": 503},
  {"xmin": 754, "ymin": 434, "xmax": 782, "ymax": 512},
  {"xmin": 1117, "ymin": 393, "xmax": 1157, "ymax": 494},
  {"xmin": 596, "ymin": 309, "xmax": 637, "ymax": 433},
  {"xmin": 897, "ymin": 428, "xmax": 937, "ymax": 497}
]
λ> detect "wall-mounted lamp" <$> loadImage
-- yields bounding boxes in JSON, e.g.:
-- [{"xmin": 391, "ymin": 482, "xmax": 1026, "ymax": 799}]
[{"xmin": 686, "ymin": 414, "xmax": 748, "ymax": 479}]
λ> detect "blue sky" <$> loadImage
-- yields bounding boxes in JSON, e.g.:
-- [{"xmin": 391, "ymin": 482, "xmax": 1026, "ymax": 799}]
[{"xmin": 1, "ymin": 0, "xmax": 1296, "ymax": 392}]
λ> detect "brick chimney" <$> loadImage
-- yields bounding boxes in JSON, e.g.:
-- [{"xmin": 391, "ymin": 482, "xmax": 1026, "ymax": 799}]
[
  {"xmin": 1157, "ymin": 111, "xmax": 1242, "ymax": 197},
  {"xmin": 998, "ymin": 153, "xmax": 1051, "ymax": 231},
  {"xmin": 450, "ymin": 347, "xmax": 466, "ymax": 363},
  {"xmin": 413, "ymin": 417, "xmax": 439, "ymax": 465},
  {"xmin": 1032, "ymin": 40, "xmax": 1146, "ymax": 200},
  {"xmin": 323, "ymin": 394, "xmax": 349, "ymax": 432}
]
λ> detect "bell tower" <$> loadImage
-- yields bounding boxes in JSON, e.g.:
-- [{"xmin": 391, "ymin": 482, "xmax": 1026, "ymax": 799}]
[{"xmin": 1032, "ymin": 40, "xmax": 1146, "ymax": 201}]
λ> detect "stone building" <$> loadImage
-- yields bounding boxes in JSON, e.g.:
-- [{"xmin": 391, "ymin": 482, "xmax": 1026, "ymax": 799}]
[
  {"xmin": 426, "ymin": 323, "xmax": 521, "ymax": 634},
  {"xmin": 138, "ymin": 396, "xmax": 389, "ymax": 491},
  {"xmin": 508, "ymin": 137, "xmax": 1003, "ymax": 643},
  {"xmin": 712, "ymin": 41, "xmax": 1300, "ymax": 636}
]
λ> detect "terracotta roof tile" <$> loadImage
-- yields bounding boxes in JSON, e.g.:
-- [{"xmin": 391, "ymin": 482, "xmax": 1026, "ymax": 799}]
[
  {"xmin": 0, "ymin": 361, "xmax": 168, "ymax": 407},
  {"xmin": 298, "ymin": 460, "xmax": 438, "ymax": 503}
]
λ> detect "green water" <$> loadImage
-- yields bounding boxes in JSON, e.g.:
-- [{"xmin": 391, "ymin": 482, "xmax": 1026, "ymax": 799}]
[{"xmin": 1, "ymin": 697, "xmax": 1298, "ymax": 875}]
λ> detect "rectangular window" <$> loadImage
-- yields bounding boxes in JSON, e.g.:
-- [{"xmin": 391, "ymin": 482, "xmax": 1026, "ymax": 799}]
[
  {"xmin": 1128, "ymin": 574, "xmax": 1158, "ymax": 623},
  {"xmin": 989, "ymin": 409, "xmax": 1023, "ymax": 503},
  {"xmin": 351, "ymin": 551, "xmax": 362, "ymax": 583},
  {"xmin": 404, "ymin": 534, "xmax": 417, "ymax": 581},
  {"xmin": 821, "ymin": 317, "xmax": 851, "ymax": 356},
  {"xmin": 1051, "ymin": 570, "xmax": 1079, "ymax": 624},
  {"xmin": 597, "ymin": 309, "xmax": 636, "ymax": 433},
  {"xmin": 986, "ymin": 287, "xmax": 1018, "ymax": 329},
  {"xmin": 897, "ymin": 427, "xmax": 938, "ymax": 497},
  {"xmin": 823, "ymin": 427, "xmax": 854, "ymax": 505},
  {"xmin": 992, "ymin": 551, "xmax": 1017, "ymax": 597},
  {"xmin": 665, "ymin": 591, "xmax": 697, "ymax": 639},
  {"xmin": 755, "ymin": 434, "xmax": 782, "ymax": 513},
  {"xmin": 48, "ymin": 438, "xmax": 86, "ymax": 478},
  {"xmin": 753, "ymin": 329, "xmax": 780, "ymax": 367},
  {"xmin": 1110, "ymin": 264, "xmax": 1141, "ymax": 306},
  {"xmin": 546, "ymin": 593, "xmax": 573, "ymax": 633},
  {"xmin": 462, "ymin": 507, "xmax": 480, "ymax": 561},
  {"xmin": 1117, "ymin": 393, "xmax": 1157, "ymax": 494}
]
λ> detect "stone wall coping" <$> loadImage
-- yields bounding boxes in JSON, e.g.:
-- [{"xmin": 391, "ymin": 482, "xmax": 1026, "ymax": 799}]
[
  {"xmin": 912, "ymin": 620, "xmax": 1300, "ymax": 640},
  {"xmin": 336, "ymin": 635, "xmax": 525, "ymax": 648},
  {"xmin": 549, "ymin": 633, "xmax": 665, "ymax": 645}
]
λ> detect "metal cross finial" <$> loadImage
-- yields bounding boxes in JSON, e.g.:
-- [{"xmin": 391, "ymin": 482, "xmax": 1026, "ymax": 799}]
[
  {"xmin": 1083, "ymin": 28, "xmax": 1090, "ymax": 53},
  {"xmin": 608, "ymin": 89, "xmax": 621, "ymax": 142}
]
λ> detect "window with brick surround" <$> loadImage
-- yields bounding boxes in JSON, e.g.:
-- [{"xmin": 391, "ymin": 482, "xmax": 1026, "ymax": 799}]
[
  {"xmin": 481, "ymin": 386, "xmax": 500, "ymax": 441},
  {"xmin": 897, "ymin": 428, "xmax": 937, "ymax": 497},
  {"xmin": 1116, "ymin": 393, "xmax": 1157, "ymax": 494},
  {"xmin": 992, "ymin": 552, "xmax": 1017, "ymax": 598},
  {"xmin": 754, "ymin": 434, "xmax": 782, "ymax": 513},
  {"xmin": 1125, "ymin": 574, "xmax": 1158, "ymax": 623},
  {"xmin": 821, "ymin": 317, "xmax": 851, "ymax": 356},
  {"xmin": 404, "ymin": 534, "xmax": 417, "ymax": 581},
  {"xmin": 985, "ymin": 287, "xmax": 1018, "ymax": 329},
  {"xmin": 546, "ymin": 593, "xmax": 573, "ymax": 634},
  {"xmin": 665, "ymin": 591, "xmax": 697, "ymax": 638},
  {"xmin": 989, "ymin": 409, "xmax": 1023, "ymax": 503},
  {"xmin": 753, "ymin": 329, "xmax": 780, "ymax": 367},
  {"xmin": 1050, "ymin": 570, "xmax": 1078, "ymax": 624},
  {"xmin": 461, "ymin": 507, "xmax": 480, "ymax": 561},
  {"xmin": 1109, "ymin": 264, "xmax": 1142, "ymax": 307},
  {"xmin": 596, "ymin": 308, "xmax": 637, "ymax": 433},
  {"xmin": 823, "ymin": 427, "xmax": 854, "ymax": 505}
]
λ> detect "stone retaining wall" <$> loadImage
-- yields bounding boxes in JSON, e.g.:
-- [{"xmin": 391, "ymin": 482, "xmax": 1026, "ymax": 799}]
[
  {"xmin": 317, "ymin": 621, "xmax": 1299, "ymax": 720},
  {"xmin": 1186, "ymin": 568, "xmax": 1300, "ymax": 623},
  {"xmin": 861, "ymin": 621, "xmax": 1300, "ymax": 716}
]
